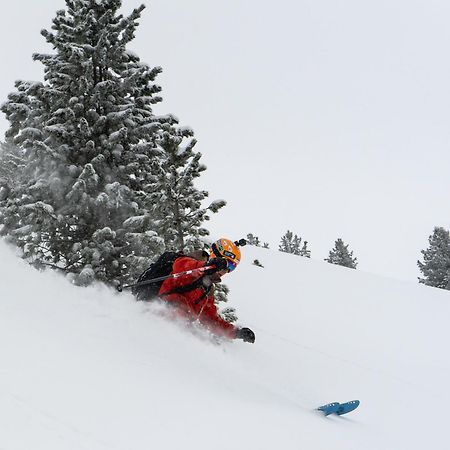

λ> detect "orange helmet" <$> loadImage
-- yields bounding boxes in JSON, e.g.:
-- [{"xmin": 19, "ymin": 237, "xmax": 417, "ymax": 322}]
[{"xmin": 210, "ymin": 238, "xmax": 241, "ymax": 272}]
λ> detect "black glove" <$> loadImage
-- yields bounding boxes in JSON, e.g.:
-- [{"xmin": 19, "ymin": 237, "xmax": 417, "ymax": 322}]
[
  {"xmin": 235, "ymin": 327, "xmax": 255, "ymax": 343},
  {"xmin": 206, "ymin": 257, "xmax": 228, "ymax": 273}
]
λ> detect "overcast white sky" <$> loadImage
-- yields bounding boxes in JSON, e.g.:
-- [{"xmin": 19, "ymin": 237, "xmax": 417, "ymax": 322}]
[{"xmin": 1, "ymin": 0, "xmax": 450, "ymax": 281}]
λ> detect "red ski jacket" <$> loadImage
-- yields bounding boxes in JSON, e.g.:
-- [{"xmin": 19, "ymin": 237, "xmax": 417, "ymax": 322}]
[{"xmin": 158, "ymin": 256, "xmax": 237, "ymax": 339}]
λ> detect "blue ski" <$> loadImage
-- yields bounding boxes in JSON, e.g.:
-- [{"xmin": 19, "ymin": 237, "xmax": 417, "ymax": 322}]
[
  {"xmin": 317, "ymin": 402, "xmax": 340, "ymax": 416},
  {"xmin": 317, "ymin": 400, "xmax": 360, "ymax": 416}
]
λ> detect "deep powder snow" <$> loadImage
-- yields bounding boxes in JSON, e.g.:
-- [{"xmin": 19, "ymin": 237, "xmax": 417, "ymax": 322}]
[{"xmin": 1, "ymin": 241, "xmax": 449, "ymax": 450}]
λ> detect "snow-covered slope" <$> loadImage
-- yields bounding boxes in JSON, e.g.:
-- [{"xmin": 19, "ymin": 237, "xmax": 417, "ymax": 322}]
[{"xmin": 1, "ymin": 240, "xmax": 450, "ymax": 450}]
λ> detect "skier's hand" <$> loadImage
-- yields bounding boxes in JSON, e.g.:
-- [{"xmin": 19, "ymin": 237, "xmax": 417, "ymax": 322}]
[
  {"xmin": 206, "ymin": 257, "xmax": 228, "ymax": 273},
  {"xmin": 235, "ymin": 327, "xmax": 255, "ymax": 343}
]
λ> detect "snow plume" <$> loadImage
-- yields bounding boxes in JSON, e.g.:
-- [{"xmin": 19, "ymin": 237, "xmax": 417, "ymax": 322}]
[{"xmin": 0, "ymin": 238, "xmax": 221, "ymax": 345}]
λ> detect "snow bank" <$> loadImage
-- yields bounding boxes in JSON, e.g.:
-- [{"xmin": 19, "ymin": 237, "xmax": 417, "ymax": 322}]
[{"xmin": 1, "ymin": 240, "xmax": 450, "ymax": 450}]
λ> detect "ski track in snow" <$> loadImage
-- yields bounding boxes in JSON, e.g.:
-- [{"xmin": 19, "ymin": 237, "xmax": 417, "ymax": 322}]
[{"xmin": 258, "ymin": 325, "xmax": 437, "ymax": 397}]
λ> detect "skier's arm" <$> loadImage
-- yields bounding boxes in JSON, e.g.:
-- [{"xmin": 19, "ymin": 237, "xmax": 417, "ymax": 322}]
[
  {"xmin": 201, "ymin": 304, "xmax": 255, "ymax": 343},
  {"xmin": 198, "ymin": 298, "xmax": 237, "ymax": 339},
  {"xmin": 172, "ymin": 257, "xmax": 207, "ymax": 278},
  {"xmin": 159, "ymin": 257, "xmax": 207, "ymax": 296}
]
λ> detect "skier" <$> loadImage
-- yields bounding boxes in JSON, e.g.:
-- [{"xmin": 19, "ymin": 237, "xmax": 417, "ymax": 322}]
[{"xmin": 158, "ymin": 238, "xmax": 255, "ymax": 343}]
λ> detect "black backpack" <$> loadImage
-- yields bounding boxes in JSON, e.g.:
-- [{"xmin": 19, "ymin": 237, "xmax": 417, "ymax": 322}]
[{"xmin": 132, "ymin": 251, "xmax": 184, "ymax": 301}]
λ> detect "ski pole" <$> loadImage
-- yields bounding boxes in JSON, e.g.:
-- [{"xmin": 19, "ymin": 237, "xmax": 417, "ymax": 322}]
[{"xmin": 116, "ymin": 265, "xmax": 215, "ymax": 292}]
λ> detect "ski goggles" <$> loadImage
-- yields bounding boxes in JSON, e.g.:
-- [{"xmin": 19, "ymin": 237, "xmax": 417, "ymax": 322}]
[{"xmin": 226, "ymin": 259, "xmax": 238, "ymax": 272}]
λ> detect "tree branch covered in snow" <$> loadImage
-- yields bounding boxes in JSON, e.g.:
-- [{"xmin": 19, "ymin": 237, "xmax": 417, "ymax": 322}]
[{"xmin": 0, "ymin": 0, "xmax": 225, "ymax": 286}]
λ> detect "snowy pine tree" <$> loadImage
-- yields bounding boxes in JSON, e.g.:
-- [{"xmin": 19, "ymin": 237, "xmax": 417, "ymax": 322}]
[
  {"xmin": 220, "ymin": 305, "xmax": 238, "ymax": 324},
  {"xmin": 325, "ymin": 238, "xmax": 357, "ymax": 269},
  {"xmin": 213, "ymin": 282, "xmax": 237, "ymax": 323},
  {"xmin": 418, "ymin": 227, "xmax": 450, "ymax": 289},
  {"xmin": 148, "ymin": 123, "xmax": 225, "ymax": 252},
  {"xmin": 279, "ymin": 230, "xmax": 302, "ymax": 255},
  {"xmin": 0, "ymin": 142, "xmax": 25, "ymax": 203},
  {"xmin": 299, "ymin": 241, "xmax": 311, "ymax": 258},
  {"xmin": 0, "ymin": 1, "xmax": 170, "ymax": 285},
  {"xmin": 246, "ymin": 233, "xmax": 269, "ymax": 248},
  {"xmin": 246, "ymin": 233, "xmax": 261, "ymax": 246}
]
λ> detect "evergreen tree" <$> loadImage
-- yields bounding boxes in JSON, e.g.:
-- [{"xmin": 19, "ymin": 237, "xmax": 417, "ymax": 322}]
[
  {"xmin": 246, "ymin": 233, "xmax": 261, "ymax": 246},
  {"xmin": 214, "ymin": 282, "xmax": 237, "ymax": 322},
  {"xmin": 418, "ymin": 227, "xmax": 450, "ymax": 289},
  {"xmin": 149, "ymin": 123, "xmax": 225, "ymax": 252},
  {"xmin": 0, "ymin": 1, "xmax": 168, "ymax": 285},
  {"xmin": 279, "ymin": 230, "xmax": 302, "ymax": 255},
  {"xmin": 0, "ymin": 142, "xmax": 25, "ymax": 203},
  {"xmin": 299, "ymin": 240, "xmax": 311, "ymax": 258},
  {"xmin": 325, "ymin": 238, "xmax": 357, "ymax": 269},
  {"xmin": 220, "ymin": 306, "xmax": 238, "ymax": 324},
  {"xmin": 246, "ymin": 233, "xmax": 269, "ymax": 248}
]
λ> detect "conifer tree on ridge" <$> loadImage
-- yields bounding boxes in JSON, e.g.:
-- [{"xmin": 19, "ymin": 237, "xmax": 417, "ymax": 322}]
[
  {"xmin": 325, "ymin": 238, "xmax": 358, "ymax": 269},
  {"xmin": 279, "ymin": 230, "xmax": 303, "ymax": 255},
  {"xmin": 418, "ymin": 227, "xmax": 450, "ymax": 289}
]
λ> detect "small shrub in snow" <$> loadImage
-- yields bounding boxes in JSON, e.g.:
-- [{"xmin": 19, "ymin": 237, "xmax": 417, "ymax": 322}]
[
  {"xmin": 279, "ymin": 230, "xmax": 309, "ymax": 256},
  {"xmin": 325, "ymin": 238, "xmax": 358, "ymax": 269}
]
